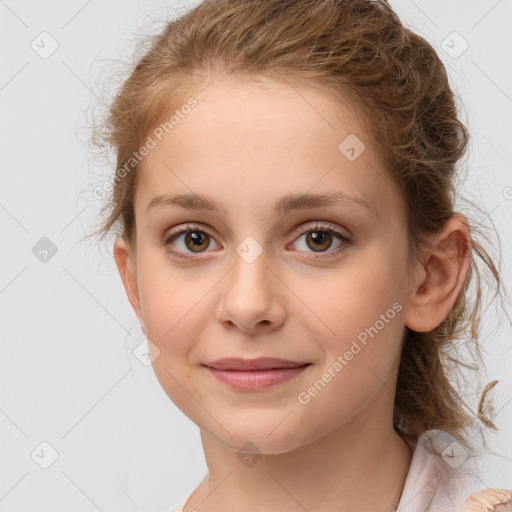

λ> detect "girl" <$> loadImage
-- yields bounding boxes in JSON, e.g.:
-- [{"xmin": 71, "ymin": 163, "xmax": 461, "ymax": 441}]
[{"xmin": 88, "ymin": 0, "xmax": 511, "ymax": 510}]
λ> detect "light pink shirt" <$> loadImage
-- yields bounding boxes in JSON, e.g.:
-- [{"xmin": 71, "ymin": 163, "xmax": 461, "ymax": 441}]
[
  {"xmin": 396, "ymin": 430, "xmax": 510, "ymax": 511},
  {"xmin": 169, "ymin": 429, "xmax": 511, "ymax": 512}
]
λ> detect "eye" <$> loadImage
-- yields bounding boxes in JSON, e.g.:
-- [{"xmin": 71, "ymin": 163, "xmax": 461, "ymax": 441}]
[
  {"xmin": 162, "ymin": 223, "xmax": 220, "ymax": 261},
  {"xmin": 290, "ymin": 221, "xmax": 353, "ymax": 257},
  {"xmin": 162, "ymin": 221, "xmax": 353, "ymax": 261}
]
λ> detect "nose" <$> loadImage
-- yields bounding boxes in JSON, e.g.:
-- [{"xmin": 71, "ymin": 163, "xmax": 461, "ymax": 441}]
[{"xmin": 215, "ymin": 250, "xmax": 286, "ymax": 334}]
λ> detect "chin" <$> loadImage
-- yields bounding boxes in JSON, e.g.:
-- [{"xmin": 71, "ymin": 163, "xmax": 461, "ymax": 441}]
[{"xmin": 205, "ymin": 421, "xmax": 309, "ymax": 455}]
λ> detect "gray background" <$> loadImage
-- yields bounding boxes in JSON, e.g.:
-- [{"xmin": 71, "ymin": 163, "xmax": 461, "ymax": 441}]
[{"xmin": 1, "ymin": 0, "xmax": 511, "ymax": 510}]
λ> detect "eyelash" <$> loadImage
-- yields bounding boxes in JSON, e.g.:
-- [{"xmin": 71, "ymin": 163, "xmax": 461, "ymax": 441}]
[{"xmin": 162, "ymin": 222, "xmax": 353, "ymax": 261}]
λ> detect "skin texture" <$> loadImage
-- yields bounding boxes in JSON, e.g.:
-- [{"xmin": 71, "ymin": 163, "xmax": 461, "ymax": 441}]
[{"xmin": 114, "ymin": 77, "xmax": 472, "ymax": 512}]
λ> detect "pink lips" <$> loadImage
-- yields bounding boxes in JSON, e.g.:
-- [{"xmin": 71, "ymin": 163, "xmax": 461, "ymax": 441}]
[{"xmin": 203, "ymin": 357, "xmax": 311, "ymax": 390}]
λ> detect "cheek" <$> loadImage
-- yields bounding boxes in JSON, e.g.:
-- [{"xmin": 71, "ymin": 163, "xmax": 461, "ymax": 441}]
[
  {"xmin": 135, "ymin": 257, "xmax": 199, "ymax": 374},
  {"xmin": 136, "ymin": 249, "xmax": 207, "ymax": 343},
  {"xmin": 306, "ymin": 245, "xmax": 407, "ymax": 392},
  {"xmin": 294, "ymin": 269, "xmax": 405, "ymax": 441},
  {"xmin": 312, "ymin": 248, "xmax": 405, "ymax": 341},
  {"xmin": 139, "ymin": 272, "xmax": 202, "ymax": 415}
]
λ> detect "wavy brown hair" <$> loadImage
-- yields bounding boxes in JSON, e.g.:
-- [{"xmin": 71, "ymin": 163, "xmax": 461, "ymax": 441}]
[{"xmin": 87, "ymin": 0, "xmax": 507, "ymax": 454}]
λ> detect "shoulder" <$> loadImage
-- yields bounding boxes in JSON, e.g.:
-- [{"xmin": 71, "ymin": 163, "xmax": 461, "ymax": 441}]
[
  {"xmin": 460, "ymin": 488, "xmax": 512, "ymax": 511},
  {"xmin": 397, "ymin": 429, "xmax": 510, "ymax": 512}
]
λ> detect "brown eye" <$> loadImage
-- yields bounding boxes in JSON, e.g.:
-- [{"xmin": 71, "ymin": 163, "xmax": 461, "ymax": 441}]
[
  {"xmin": 290, "ymin": 222, "xmax": 353, "ymax": 258},
  {"xmin": 305, "ymin": 231, "xmax": 333, "ymax": 252},
  {"xmin": 163, "ymin": 224, "xmax": 221, "ymax": 260},
  {"xmin": 184, "ymin": 231, "xmax": 210, "ymax": 252},
  {"xmin": 163, "ymin": 221, "xmax": 352, "ymax": 262}
]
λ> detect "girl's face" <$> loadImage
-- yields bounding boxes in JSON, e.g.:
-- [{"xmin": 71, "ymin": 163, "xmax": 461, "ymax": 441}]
[{"xmin": 115, "ymin": 78, "xmax": 420, "ymax": 454}]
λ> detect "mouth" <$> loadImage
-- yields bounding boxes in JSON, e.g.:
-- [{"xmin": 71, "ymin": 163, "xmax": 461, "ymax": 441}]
[
  {"xmin": 202, "ymin": 358, "xmax": 311, "ymax": 390},
  {"xmin": 203, "ymin": 357, "xmax": 310, "ymax": 371}
]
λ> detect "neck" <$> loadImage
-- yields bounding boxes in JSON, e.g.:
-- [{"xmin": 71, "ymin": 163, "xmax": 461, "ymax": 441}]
[{"xmin": 189, "ymin": 415, "xmax": 413, "ymax": 512}]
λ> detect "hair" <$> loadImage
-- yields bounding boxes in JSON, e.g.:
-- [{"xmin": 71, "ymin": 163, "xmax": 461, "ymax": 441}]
[{"xmin": 86, "ymin": 0, "xmax": 508, "ymax": 454}]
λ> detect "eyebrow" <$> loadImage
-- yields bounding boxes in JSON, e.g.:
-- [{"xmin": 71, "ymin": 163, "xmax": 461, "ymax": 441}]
[{"xmin": 146, "ymin": 191, "xmax": 374, "ymax": 217}]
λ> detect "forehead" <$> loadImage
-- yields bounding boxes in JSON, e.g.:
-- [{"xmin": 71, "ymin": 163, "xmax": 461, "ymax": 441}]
[{"xmin": 135, "ymin": 78, "xmax": 400, "ymax": 219}]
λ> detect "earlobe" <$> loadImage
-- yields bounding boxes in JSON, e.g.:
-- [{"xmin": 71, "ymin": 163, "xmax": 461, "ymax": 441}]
[
  {"xmin": 404, "ymin": 214, "xmax": 472, "ymax": 333},
  {"xmin": 113, "ymin": 236, "xmax": 144, "ymax": 327}
]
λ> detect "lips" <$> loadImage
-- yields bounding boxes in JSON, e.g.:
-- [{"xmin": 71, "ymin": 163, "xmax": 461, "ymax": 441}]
[
  {"xmin": 203, "ymin": 358, "xmax": 311, "ymax": 391},
  {"xmin": 203, "ymin": 357, "xmax": 310, "ymax": 371}
]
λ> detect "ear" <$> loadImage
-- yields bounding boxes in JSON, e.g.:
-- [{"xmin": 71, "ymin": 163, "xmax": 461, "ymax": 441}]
[
  {"xmin": 113, "ymin": 236, "xmax": 145, "ymax": 332},
  {"xmin": 404, "ymin": 213, "xmax": 472, "ymax": 333}
]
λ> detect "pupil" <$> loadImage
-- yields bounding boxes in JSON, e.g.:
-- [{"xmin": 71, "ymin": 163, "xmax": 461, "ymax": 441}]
[
  {"xmin": 312, "ymin": 232, "xmax": 324, "ymax": 244},
  {"xmin": 308, "ymin": 231, "xmax": 331, "ymax": 252},
  {"xmin": 188, "ymin": 232, "xmax": 207, "ymax": 252}
]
